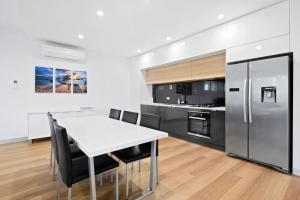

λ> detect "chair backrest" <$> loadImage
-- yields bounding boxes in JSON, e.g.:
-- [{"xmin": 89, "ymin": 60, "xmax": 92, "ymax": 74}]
[
  {"xmin": 140, "ymin": 113, "xmax": 161, "ymax": 130},
  {"xmin": 140, "ymin": 113, "xmax": 161, "ymax": 156},
  {"xmin": 122, "ymin": 111, "xmax": 139, "ymax": 125},
  {"xmin": 47, "ymin": 113, "xmax": 59, "ymax": 161},
  {"xmin": 53, "ymin": 121, "xmax": 73, "ymax": 187},
  {"xmin": 47, "ymin": 112, "xmax": 55, "ymax": 140},
  {"xmin": 109, "ymin": 108, "xmax": 121, "ymax": 120}
]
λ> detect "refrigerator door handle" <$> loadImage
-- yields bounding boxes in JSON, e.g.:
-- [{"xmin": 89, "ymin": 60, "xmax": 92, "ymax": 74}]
[
  {"xmin": 249, "ymin": 79, "xmax": 252, "ymax": 123},
  {"xmin": 243, "ymin": 79, "xmax": 247, "ymax": 123}
]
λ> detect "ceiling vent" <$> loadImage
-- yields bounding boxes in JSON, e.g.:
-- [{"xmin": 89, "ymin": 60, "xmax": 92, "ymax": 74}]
[{"xmin": 41, "ymin": 44, "xmax": 86, "ymax": 62}]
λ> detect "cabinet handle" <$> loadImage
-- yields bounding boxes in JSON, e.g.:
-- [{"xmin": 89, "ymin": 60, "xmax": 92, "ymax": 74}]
[
  {"xmin": 249, "ymin": 79, "xmax": 252, "ymax": 124},
  {"xmin": 243, "ymin": 79, "xmax": 247, "ymax": 123},
  {"xmin": 189, "ymin": 116, "xmax": 207, "ymax": 120}
]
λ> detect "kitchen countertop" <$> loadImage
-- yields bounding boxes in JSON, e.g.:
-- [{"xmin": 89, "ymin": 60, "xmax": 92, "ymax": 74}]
[{"xmin": 142, "ymin": 103, "xmax": 226, "ymax": 111}]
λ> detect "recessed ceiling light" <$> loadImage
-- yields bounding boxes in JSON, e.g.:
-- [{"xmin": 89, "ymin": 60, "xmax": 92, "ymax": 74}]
[
  {"xmin": 256, "ymin": 45, "xmax": 262, "ymax": 50},
  {"xmin": 150, "ymin": 52, "xmax": 155, "ymax": 56},
  {"xmin": 137, "ymin": 49, "xmax": 142, "ymax": 53},
  {"xmin": 218, "ymin": 14, "xmax": 225, "ymax": 20},
  {"xmin": 77, "ymin": 34, "xmax": 84, "ymax": 39},
  {"xmin": 181, "ymin": 41, "xmax": 186, "ymax": 46},
  {"xmin": 97, "ymin": 10, "xmax": 104, "ymax": 17},
  {"xmin": 166, "ymin": 36, "xmax": 172, "ymax": 41}
]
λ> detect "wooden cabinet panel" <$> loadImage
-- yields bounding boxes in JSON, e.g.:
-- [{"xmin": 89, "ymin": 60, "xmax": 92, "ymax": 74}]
[
  {"xmin": 145, "ymin": 53, "xmax": 225, "ymax": 84},
  {"xmin": 191, "ymin": 53, "xmax": 225, "ymax": 80},
  {"xmin": 164, "ymin": 62, "xmax": 191, "ymax": 83},
  {"xmin": 146, "ymin": 67, "xmax": 167, "ymax": 84}
]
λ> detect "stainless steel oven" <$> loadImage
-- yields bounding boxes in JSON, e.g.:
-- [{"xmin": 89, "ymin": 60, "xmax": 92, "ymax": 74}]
[{"xmin": 188, "ymin": 111, "xmax": 210, "ymax": 139}]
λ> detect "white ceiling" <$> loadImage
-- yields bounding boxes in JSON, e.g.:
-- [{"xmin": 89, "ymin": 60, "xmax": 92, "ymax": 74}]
[{"xmin": 0, "ymin": 0, "xmax": 284, "ymax": 57}]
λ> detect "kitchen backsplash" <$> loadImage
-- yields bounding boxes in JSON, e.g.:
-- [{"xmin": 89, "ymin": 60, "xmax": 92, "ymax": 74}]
[{"xmin": 153, "ymin": 79, "xmax": 225, "ymax": 105}]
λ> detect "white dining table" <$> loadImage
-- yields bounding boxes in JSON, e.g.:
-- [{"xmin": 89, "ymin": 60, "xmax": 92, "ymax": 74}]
[{"xmin": 58, "ymin": 115, "xmax": 168, "ymax": 200}]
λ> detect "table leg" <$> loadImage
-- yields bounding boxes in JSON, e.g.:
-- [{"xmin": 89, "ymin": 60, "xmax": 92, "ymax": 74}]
[
  {"xmin": 88, "ymin": 157, "xmax": 97, "ymax": 200},
  {"xmin": 150, "ymin": 140, "xmax": 156, "ymax": 191}
]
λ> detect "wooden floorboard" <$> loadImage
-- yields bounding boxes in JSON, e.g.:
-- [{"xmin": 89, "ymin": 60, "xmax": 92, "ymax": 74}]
[{"xmin": 0, "ymin": 137, "xmax": 299, "ymax": 200}]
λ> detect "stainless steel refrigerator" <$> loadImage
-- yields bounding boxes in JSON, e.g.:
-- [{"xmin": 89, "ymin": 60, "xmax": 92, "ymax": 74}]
[{"xmin": 225, "ymin": 53, "xmax": 292, "ymax": 172}]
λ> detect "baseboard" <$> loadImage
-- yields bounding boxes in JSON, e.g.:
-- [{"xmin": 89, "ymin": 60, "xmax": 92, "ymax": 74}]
[
  {"xmin": 0, "ymin": 137, "xmax": 28, "ymax": 144},
  {"xmin": 293, "ymin": 168, "xmax": 300, "ymax": 176}
]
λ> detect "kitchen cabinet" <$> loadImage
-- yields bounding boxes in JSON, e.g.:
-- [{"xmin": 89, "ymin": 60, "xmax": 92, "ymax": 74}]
[
  {"xmin": 141, "ymin": 105, "xmax": 188, "ymax": 135},
  {"xmin": 226, "ymin": 1, "xmax": 289, "ymax": 48},
  {"xmin": 141, "ymin": 104, "xmax": 225, "ymax": 150},
  {"xmin": 210, "ymin": 110, "xmax": 225, "ymax": 147},
  {"xmin": 145, "ymin": 53, "xmax": 225, "ymax": 84},
  {"xmin": 191, "ymin": 53, "xmax": 225, "ymax": 80},
  {"xmin": 145, "ymin": 67, "xmax": 167, "ymax": 85},
  {"xmin": 163, "ymin": 107, "xmax": 188, "ymax": 136},
  {"xmin": 226, "ymin": 34, "xmax": 290, "ymax": 63}
]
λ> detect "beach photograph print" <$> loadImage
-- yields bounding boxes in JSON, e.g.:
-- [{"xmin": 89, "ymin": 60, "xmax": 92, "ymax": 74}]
[
  {"xmin": 35, "ymin": 66, "xmax": 53, "ymax": 93},
  {"xmin": 72, "ymin": 70, "xmax": 87, "ymax": 93},
  {"xmin": 55, "ymin": 68, "xmax": 71, "ymax": 93}
]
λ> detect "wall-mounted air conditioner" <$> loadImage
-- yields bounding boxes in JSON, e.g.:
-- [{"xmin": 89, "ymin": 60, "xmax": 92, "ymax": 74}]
[{"xmin": 41, "ymin": 44, "xmax": 86, "ymax": 62}]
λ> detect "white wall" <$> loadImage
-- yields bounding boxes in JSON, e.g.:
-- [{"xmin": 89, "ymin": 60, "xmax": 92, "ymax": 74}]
[
  {"xmin": 0, "ymin": 28, "xmax": 130, "ymax": 142},
  {"xmin": 290, "ymin": 0, "xmax": 300, "ymax": 175}
]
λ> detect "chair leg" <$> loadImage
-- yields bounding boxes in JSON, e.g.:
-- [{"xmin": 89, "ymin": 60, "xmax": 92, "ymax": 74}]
[
  {"xmin": 131, "ymin": 162, "xmax": 134, "ymax": 170},
  {"xmin": 100, "ymin": 175, "xmax": 103, "ymax": 186},
  {"xmin": 126, "ymin": 164, "xmax": 129, "ymax": 200},
  {"xmin": 56, "ymin": 171, "xmax": 61, "ymax": 200},
  {"xmin": 138, "ymin": 160, "xmax": 141, "ymax": 173},
  {"xmin": 111, "ymin": 171, "xmax": 114, "ymax": 183},
  {"xmin": 156, "ymin": 157, "xmax": 159, "ymax": 184},
  {"xmin": 50, "ymin": 145, "xmax": 53, "ymax": 167},
  {"xmin": 53, "ymin": 160, "xmax": 56, "ymax": 181},
  {"xmin": 67, "ymin": 188, "xmax": 72, "ymax": 200},
  {"xmin": 115, "ymin": 168, "xmax": 119, "ymax": 200}
]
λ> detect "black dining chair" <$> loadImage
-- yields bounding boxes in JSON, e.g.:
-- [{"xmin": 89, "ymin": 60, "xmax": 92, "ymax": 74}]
[
  {"xmin": 53, "ymin": 121, "xmax": 119, "ymax": 200},
  {"xmin": 139, "ymin": 113, "xmax": 161, "ymax": 183},
  {"xmin": 112, "ymin": 113, "xmax": 161, "ymax": 199},
  {"xmin": 121, "ymin": 111, "xmax": 139, "ymax": 125},
  {"xmin": 109, "ymin": 108, "xmax": 121, "ymax": 120},
  {"xmin": 47, "ymin": 113, "xmax": 84, "ymax": 180},
  {"xmin": 121, "ymin": 111, "xmax": 139, "ymax": 170}
]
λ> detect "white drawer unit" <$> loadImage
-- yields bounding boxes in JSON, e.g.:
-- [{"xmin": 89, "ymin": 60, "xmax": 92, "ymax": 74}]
[{"xmin": 28, "ymin": 108, "xmax": 98, "ymax": 140}]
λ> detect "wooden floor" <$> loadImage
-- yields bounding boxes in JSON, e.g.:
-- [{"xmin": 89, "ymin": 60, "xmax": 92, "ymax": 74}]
[{"xmin": 1, "ymin": 137, "xmax": 300, "ymax": 200}]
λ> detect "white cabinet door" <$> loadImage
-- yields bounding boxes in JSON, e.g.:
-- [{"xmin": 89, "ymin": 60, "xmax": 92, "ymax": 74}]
[
  {"xmin": 227, "ymin": 1, "xmax": 289, "ymax": 48},
  {"xmin": 28, "ymin": 114, "xmax": 50, "ymax": 140},
  {"xmin": 226, "ymin": 34, "xmax": 290, "ymax": 63},
  {"xmin": 28, "ymin": 110, "xmax": 99, "ymax": 140}
]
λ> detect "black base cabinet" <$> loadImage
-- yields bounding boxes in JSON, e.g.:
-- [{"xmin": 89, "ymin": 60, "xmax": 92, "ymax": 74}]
[{"xmin": 141, "ymin": 104, "xmax": 225, "ymax": 151}]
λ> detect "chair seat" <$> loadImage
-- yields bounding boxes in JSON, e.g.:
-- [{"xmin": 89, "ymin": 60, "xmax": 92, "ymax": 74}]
[
  {"xmin": 112, "ymin": 145, "xmax": 151, "ymax": 164},
  {"xmin": 70, "ymin": 144, "xmax": 85, "ymax": 158},
  {"xmin": 140, "ymin": 141, "xmax": 159, "ymax": 156},
  {"xmin": 72, "ymin": 154, "xmax": 119, "ymax": 184}
]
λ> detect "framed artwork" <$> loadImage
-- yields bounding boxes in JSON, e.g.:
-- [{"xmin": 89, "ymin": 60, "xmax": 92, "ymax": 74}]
[
  {"xmin": 72, "ymin": 70, "xmax": 87, "ymax": 93},
  {"xmin": 35, "ymin": 66, "xmax": 53, "ymax": 93},
  {"xmin": 55, "ymin": 68, "xmax": 71, "ymax": 93}
]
